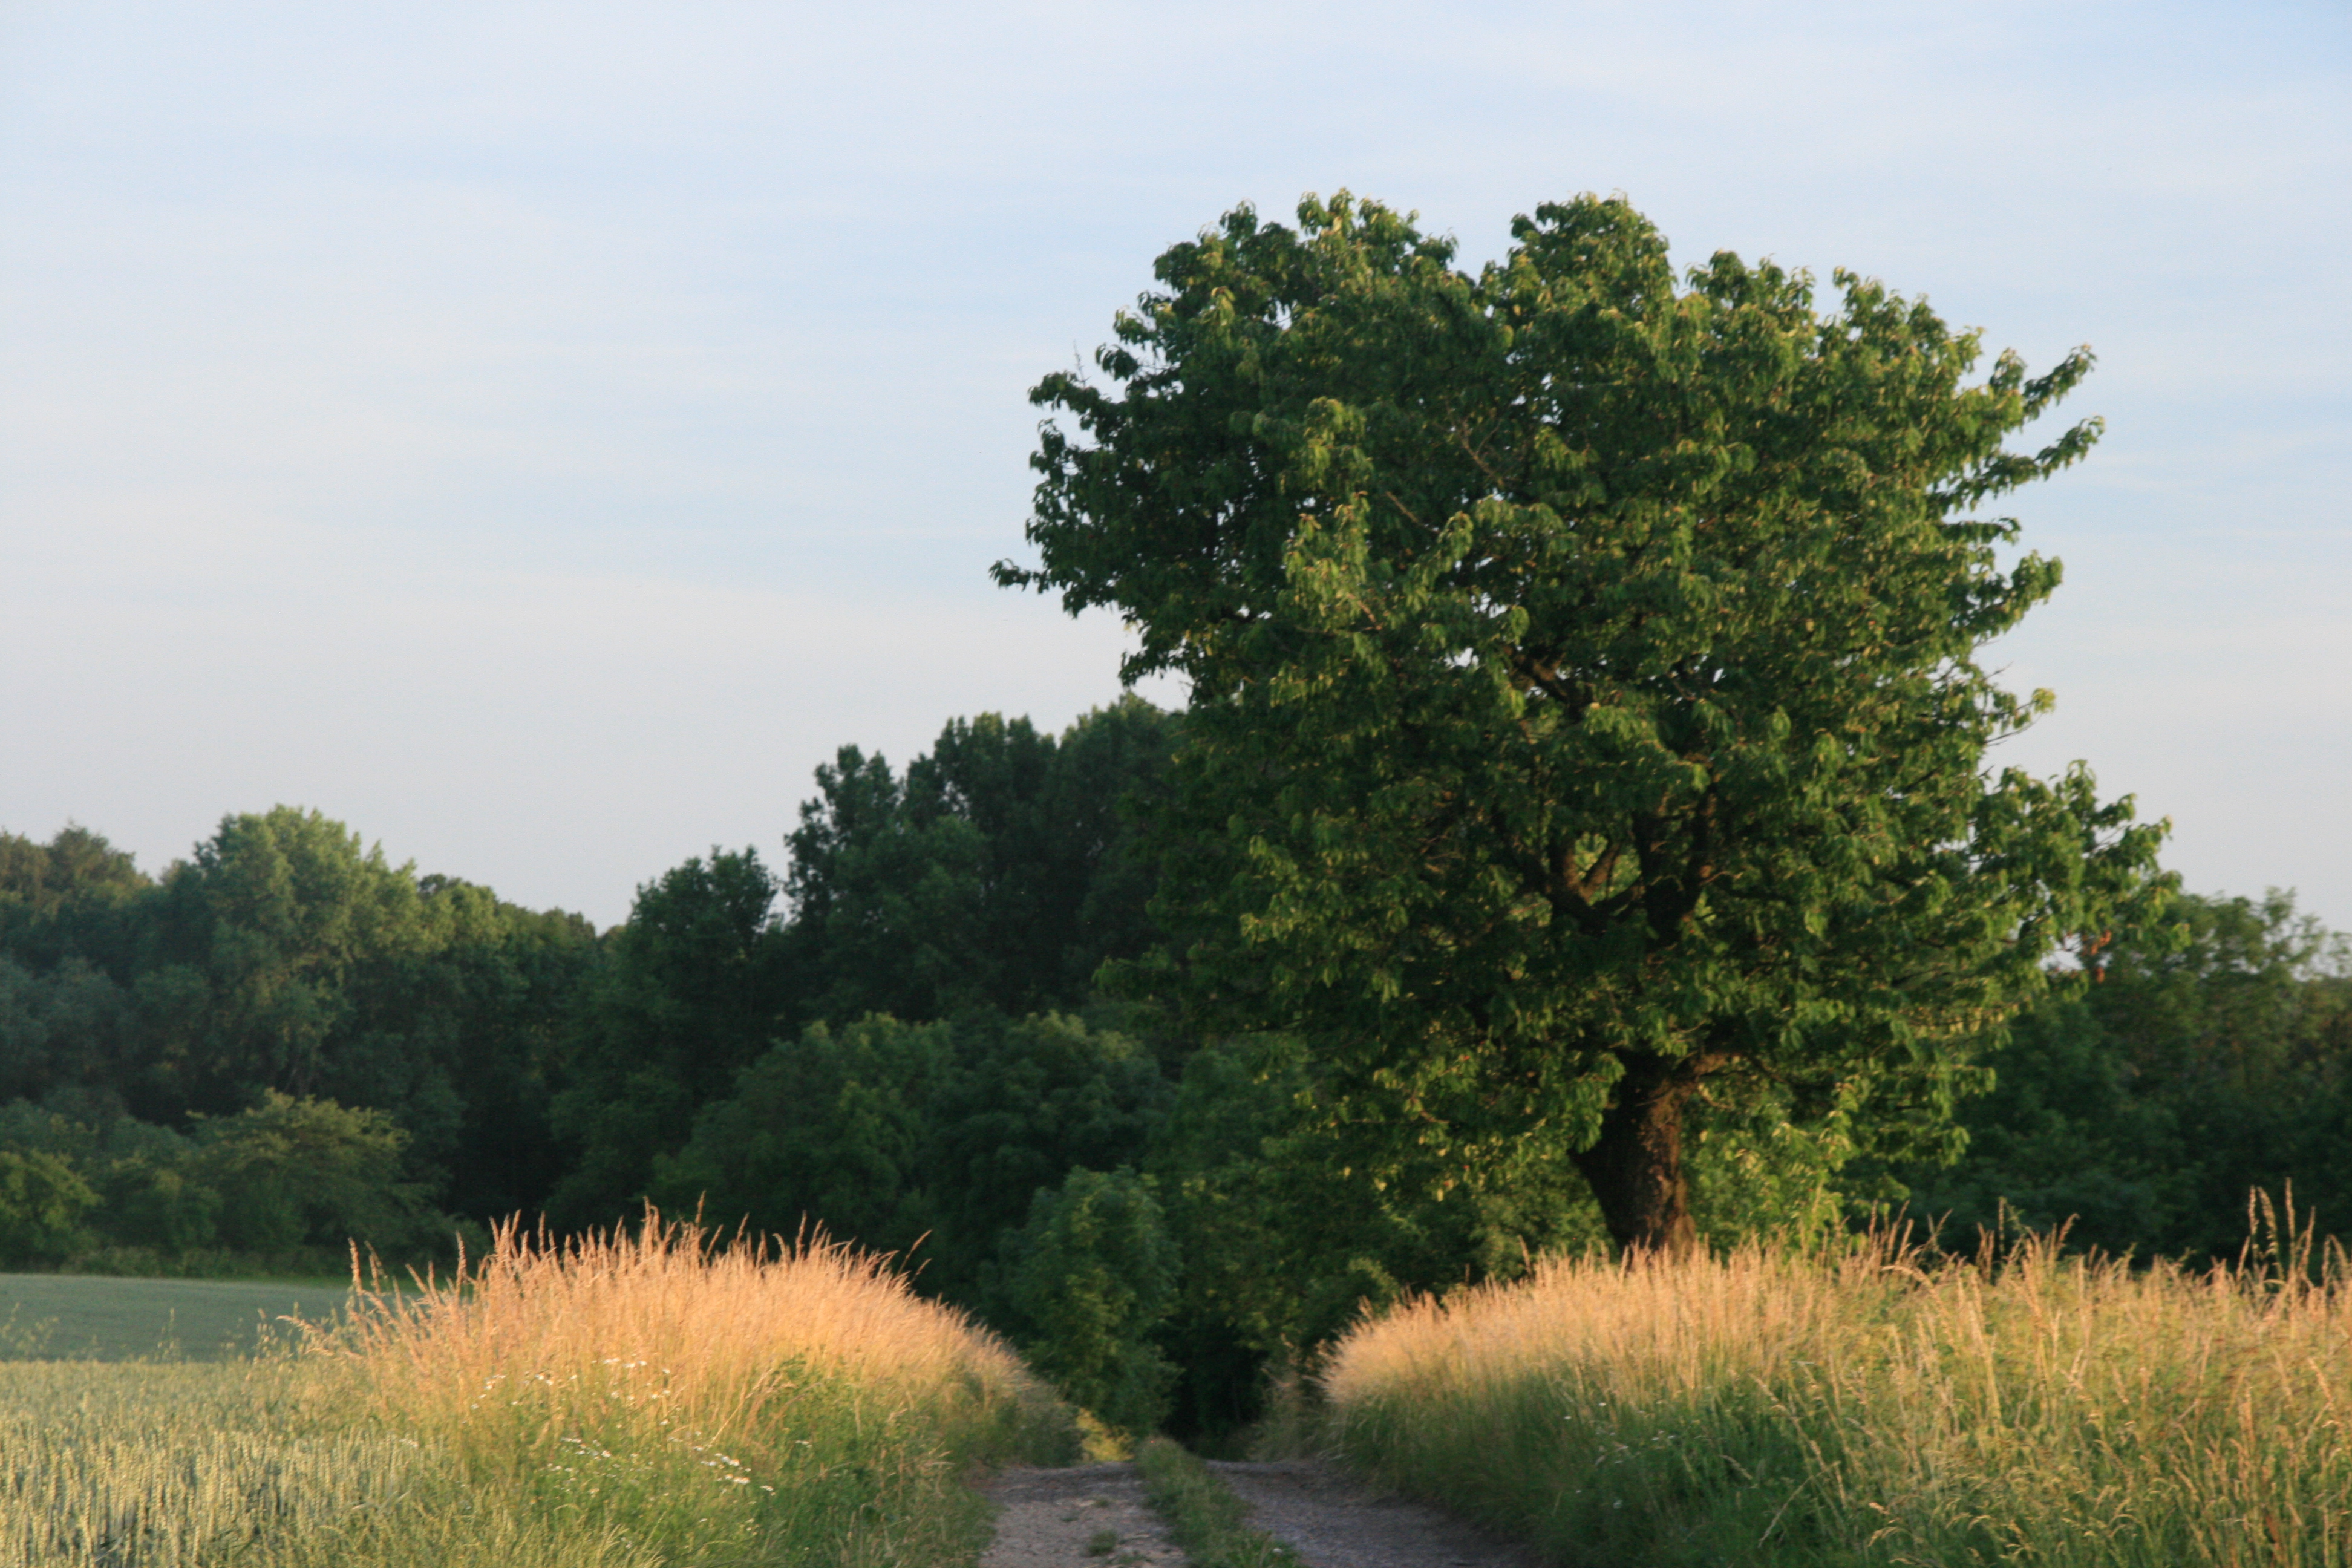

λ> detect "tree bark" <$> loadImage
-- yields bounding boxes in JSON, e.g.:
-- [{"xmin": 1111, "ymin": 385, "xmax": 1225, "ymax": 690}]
[{"xmin": 1570, "ymin": 1051, "xmax": 1699, "ymax": 1257}]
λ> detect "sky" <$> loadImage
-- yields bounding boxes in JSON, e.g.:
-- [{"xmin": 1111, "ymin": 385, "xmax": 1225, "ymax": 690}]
[{"xmin": 2, "ymin": 1, "xmax": 2346, "ymax": 931}]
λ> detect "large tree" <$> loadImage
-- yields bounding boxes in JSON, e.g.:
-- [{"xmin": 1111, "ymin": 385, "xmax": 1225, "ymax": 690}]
[{"xmin": 999, "ymin": 192, "xmax": 2167, "ymax": 1252}]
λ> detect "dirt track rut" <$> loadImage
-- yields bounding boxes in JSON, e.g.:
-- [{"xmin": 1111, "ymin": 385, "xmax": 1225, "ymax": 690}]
[
  {"xmin": 979, "ymin": 1458, "xmax": 1541, "ymax": 1568},
  {"xmin": 980, "ymin": 1461, "xmax": 1184, "ymax": 1567}
]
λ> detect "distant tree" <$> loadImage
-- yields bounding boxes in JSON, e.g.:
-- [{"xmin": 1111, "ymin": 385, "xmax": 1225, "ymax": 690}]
[
  {"xmin": 783, "ymin": 748, "xmax": 995, "ymax": 1022},
  {"xmin": 913, "ymin": 700, "xmax": 1180, "ymax": 1005},
  {"xmin": 139, "ymin": 806, "xmax": 436, "ymax": 1112},
  {"xmin": 0, "ymin": 808, "xmax": 607, "ymax": 1230},
  {"xmin": 87, "ymin": 1117, "xmax": 223, "ymax": 1254},
  {"xmin": 189, "ymin": 1090, "xmax": 438, "ymax": 1255},
  {"xmin": 650, "ymin": 1014, "xmax": 955, "ymax": 1262},
  {"xmin": 781, "ymin": 701, "xmax": 1178, "ymax": 1025},
  {"xmin": 1901, "ymin": 890, "xmax": 2352, "ymax": 1259},
  {"xmin": 546, "ymin": 849, "xmax": 790, "ymax": 1228},
  {"xmin": 927, "ymin": 1011, "xmax": 1172, "ymax": 1288},
  {"xmin": 0, "ymin": 825, "xmax": 149, "ymax": 970},
  {"xmin": 0, "ymin": 1148, "xmax": 97, "ymax": 1266},
  {"xmin": 0, "ymin": 956, "xmax": 136, "ymax": 1110},
  {"xmin": 0, "ymin": 1090, "xmax": 452, "ymax": 1262},
  {"xmin": 1004, "ymin": 191, "xmax": 2167, "ymax": 1252},
  {"xmin": 430, "ymin": 895, "xmax": 602, "ymax": 1223},
  {"xmin": 652, "ymin": 1010, "xmax": 1169, "ymax": 1300}
]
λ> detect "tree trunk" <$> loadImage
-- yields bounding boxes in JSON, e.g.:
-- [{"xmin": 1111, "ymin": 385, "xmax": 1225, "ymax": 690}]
[{"xmin": 1570, "ymin": 1051, "xmax": 1699, "ymax": 1257}]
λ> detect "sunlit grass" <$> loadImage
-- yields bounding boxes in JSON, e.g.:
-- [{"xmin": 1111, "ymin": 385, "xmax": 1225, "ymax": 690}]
[
  {"xmin": 323, "ymin": 1212, "xmax": 1074, "ymax": 1564},
  {"xmin": 0, "ymin": 1214, "xmax": 1072, "ymax": 1566},
  {"xmin": 1321, "ymin": 1217, "xmax": 2352, "ymax": 1566}
]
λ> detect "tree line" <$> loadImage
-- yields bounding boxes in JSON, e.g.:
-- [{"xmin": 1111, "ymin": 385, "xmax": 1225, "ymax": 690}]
[{"xmin": 5, "ymin": 699, "xmax": 2348, "ymax": 1432}]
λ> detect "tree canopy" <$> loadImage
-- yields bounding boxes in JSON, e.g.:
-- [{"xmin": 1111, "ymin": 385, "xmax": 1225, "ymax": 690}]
[
  {"xmin": 1001, "ymin": 191, "xmax": 2168, "ymax": 1250},
  {"xmin": 781, "ymin": 700, "xmax": 1177, "ymax": 1024},
  {"xmin": 1894, "ymin": 889, "xmax": 2352, "ymax": 1259}
]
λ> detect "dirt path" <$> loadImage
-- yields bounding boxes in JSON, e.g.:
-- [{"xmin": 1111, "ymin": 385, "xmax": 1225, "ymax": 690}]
[
  {"xmin": 979, "ymin": 1458, "xmax": 1541, "ymax": 1568},
  {"xmin": 1210, "ymin": 1460, "xmax": 1541, "ymax": 1568},
  {"xmin": 981, "ymin": 1461, "xmax": 1184, "ymax": 1567}
]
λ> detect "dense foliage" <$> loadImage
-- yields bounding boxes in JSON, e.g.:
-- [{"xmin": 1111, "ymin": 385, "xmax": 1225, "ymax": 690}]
[
  {"xmin": 0, "ymin": 701, "xmax": 1180, "ymax": 1278},
  {"xmin": 545, "ymin": 700, "xmax": 1178, "ymax": 1231},
  {"xmin": 4, "ymin": 723, "xmax": 2348, "ymax": 1436},
  {"xmin": 1887, "ymin": 889, "xmax": 2352, "ymax": 1259},
  {"xmin": 999, "ymin": 190, "xmax": 2164, "ymax": 1251},
  {"xmin": 0, "ymin": 811, "xmax": 595, "ymax": 1270}
]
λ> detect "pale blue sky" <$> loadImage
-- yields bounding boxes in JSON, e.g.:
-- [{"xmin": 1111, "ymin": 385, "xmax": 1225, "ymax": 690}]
[{"xmin": 3, "ymin": 1, "xmax": 2346, "ymax": 929}]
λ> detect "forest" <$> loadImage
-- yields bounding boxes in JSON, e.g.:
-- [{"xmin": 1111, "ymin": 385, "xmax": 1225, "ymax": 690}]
[{"xmin": 4, "ymin": 693, "xmax": 2348, "ymax": 1439}]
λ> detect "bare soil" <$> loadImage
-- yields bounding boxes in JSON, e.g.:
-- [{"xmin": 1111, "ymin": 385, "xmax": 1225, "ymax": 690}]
[
  {"xmin": 980, "ymin": 1461, "xmax": 1184, "ymax": 1568},
  {"xmin": 978, "ymin": 1457, "xmax": 1543, "ymax": 1568},
  {"xmin": 1209, "ymin": 1460, "xmax": 1543, "ymax": 1568}
]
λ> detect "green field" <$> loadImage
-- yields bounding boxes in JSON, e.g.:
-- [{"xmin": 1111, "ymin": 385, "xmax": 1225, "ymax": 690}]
[{"xmin": 0, "ymin": 1273, "xmax": 356, "ymax": 1361}]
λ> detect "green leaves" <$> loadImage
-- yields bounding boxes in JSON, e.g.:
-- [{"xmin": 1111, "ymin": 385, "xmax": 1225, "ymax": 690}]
[
  {"xmin": 782, "ymin": 701, "xmax": 1179, "ymax": 1024},
  {"xmin": 648, "ymin": 1010, "xmax": 1172, "ymax": 1307},
  {"xmin": 1893, "ymin": 890, "xmax": 2352, "ymax": 1261},
  {"xmin": 650, "ymin": 1015, "xmax": 956, "ymax": 1266},
  {"xmin": 188, "ymin": 1089, "xmax": 436, "ymax": 1253},
  {"xmin": 0, "ymin": 1148, "xmax": 97, "ymax": 1266},
  {"xmin": 1013, "ymin": 189, "xmax": 2167, "ymax": 1250},
  {"xmin": 1001, "ymin": 1166, "xmax": 1180, "ymax": 1437}
]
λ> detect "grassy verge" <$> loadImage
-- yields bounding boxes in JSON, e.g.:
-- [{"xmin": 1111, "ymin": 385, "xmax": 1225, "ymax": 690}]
[
  {"xmin": 1320, "ymin": 1232, "xmax": 2352, "ymax": 1567},
  {"xmin": 3, "ymin": 1215, "xmax": 1074, "ymax": 1566},
  {"xmin": 1135, "ymin": 1438, "xmax": 1296, "ymax": 1568}
]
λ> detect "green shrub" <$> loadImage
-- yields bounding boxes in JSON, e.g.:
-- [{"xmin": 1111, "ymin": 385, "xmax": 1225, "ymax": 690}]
[
  {"xmin": 0, "ymin": 1148, "xmax": 97, "ymax": 1266},
  {"xmin": 190, "ymin": 1091, "xmax": 438, "ymax": 1254},
  {"xmin": 1002, "ymin": 1166, "xmax": 1178, "ymax": 1436},
  {"xmin": 651, "ymin": 1015, "xmax": 955, "ymax": 1263}
]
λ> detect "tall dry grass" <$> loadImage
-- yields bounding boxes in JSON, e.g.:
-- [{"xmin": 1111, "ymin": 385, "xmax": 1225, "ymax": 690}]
[
  {"xmin": 1321, "ymin": 1218, "xmax": 2352, "ymax": 1566},
  {"xmin": 0, "ymin": 1213, "xmax": 1070, "ymax": 1567},
  {"xmin": 315, "ymin": 1211, "xmax": 1074, "ymax": 1564}
]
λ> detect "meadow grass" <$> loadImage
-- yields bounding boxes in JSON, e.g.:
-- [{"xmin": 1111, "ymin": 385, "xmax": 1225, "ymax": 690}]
[
  {"xmin": 1319, "ymin": 1220, "xmax": 2352, "ymax": 1567},
  {"xmin": 1, "ymin": 1214, "xmax": 1072, "ymax": 1566}
]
